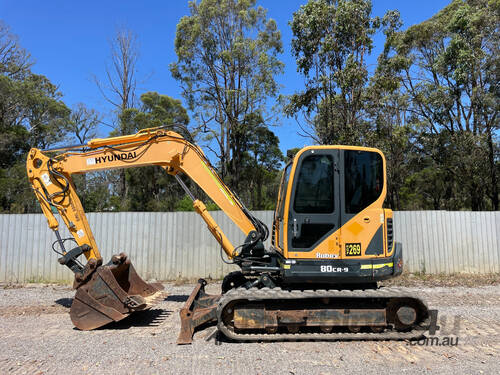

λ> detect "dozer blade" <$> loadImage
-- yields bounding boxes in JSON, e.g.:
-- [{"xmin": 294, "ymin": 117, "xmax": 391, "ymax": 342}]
[
  {"xmin": 177, "ymin": 279, "xmax": 220, "ymax": 344},
  {"xmin": 70, "ymin": 253, "xmax": 165, "ymax": 330}
]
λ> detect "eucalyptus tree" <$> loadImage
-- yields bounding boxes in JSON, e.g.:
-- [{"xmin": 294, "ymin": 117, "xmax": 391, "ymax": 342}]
[
  {"xmin": 118, "ymin": 92, "xmax": 191, "ymax": 211},
  {"xmin": 286, "ymin": 0, "xmax": 382, "ymax": 145},
  {"xmin": 0, "ymin": 21, "xmax": 70, "ymax": 213},
  {"xmin": 171, "ymin": 0, "xmax": 284, "ymax": 191},
  {"xmin": 383, "ymin": 0, "xmax": 499, "ymax": 210}
]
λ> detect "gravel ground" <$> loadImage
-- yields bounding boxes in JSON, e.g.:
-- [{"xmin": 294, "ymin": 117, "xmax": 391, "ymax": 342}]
[{"xmin": 0, "ymin": 281, "xmax": 499, "ymax": 375}]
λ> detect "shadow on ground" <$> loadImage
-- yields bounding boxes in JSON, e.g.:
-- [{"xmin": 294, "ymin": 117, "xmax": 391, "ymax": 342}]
[
  {"xmin": 165, "ymin": 294, "xmax": 189, "ymax": 303},
  {"xmin": 100, "ymin": 309, "xmax": 173, "ymax": 329},
  {"xmin": 55, "ymin": 298, "xmax": 73, "ymax": 308},
  {"xmin": 56, "ymin": 298, "xmax": 173, "ymax": 330}
]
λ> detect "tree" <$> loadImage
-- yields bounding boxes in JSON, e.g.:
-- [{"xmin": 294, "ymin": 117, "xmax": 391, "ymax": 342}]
[
  {"xmin": 384, "ymin": 0, "xmax": 499, "ymax": 210},
  {"xmin": 95, "ymin": 27, "xmax": 140, "ymax": 199},
  {"xmin": 117, "ymin": 92, "xmax": 191, "ymax": 211},
  {"xmin": 239, "ymin": 118, "xmax": 284, "ymax": 209},
  {"xmin": 95, "ymin": 28, "xmax": 139, "ymax": 120},
  {"xmin": 68, "ymin": 103, "xmax": 101, "ymax": 144},
  {"xmin": 364, "ymin": 10, "xmax": 416, "ymax": 210},
  {"xmin": 0, "ymin": 21, "xmax": 70, "ymax": 213},
  {"xmin": 0, "ymin": 69, "xmax": 69, "ymax": 163},
  {"xmin": 65, "ymin": 103, "xmax": 110, "ymax": 212},
  {"xmin": 0, "ymin": 21, "xmax": 31, "ymax": 79},
  {"xmin": 120, "ymin": 92, "xmax": 189, "ymax": 134},
  {"xmin": 171, "ymin": 0, "xmax": 284, "ymax": 192},
  {"xmin": 286, "ymin": 0, "xmax": 383, "ymax": 145}
]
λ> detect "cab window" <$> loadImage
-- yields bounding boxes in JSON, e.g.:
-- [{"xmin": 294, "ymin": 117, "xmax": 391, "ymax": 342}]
[
  {"xmin": 277, "ymin": 163, "xmax": 292, "ymax": 219},
  {"xmin": 344, "ymin": 150, "xmax": 383, "ymax": 214},
  {"xmin": 293, "ymin": 155, "xmax": 334, "ymax": 214}
]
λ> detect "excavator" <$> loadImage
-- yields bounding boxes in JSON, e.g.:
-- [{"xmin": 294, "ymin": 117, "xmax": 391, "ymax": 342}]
[{"xmin": 26, "ymin": 125, "xmax": 430, "ymax": 343}]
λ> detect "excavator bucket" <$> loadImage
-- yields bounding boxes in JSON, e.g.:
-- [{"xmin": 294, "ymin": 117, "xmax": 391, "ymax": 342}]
[{"xmin": 70, "ymin": 253, "xmax": 165, "ymax": 330}]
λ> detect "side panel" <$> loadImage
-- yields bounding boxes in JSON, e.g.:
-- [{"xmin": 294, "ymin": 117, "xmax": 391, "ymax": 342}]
[{"xmin": 384, "ymin": 209, "xmax": 394, "ymax": 256}]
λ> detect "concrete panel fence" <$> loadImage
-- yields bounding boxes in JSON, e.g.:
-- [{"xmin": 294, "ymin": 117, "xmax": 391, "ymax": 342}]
[{"xmin": 0, "ymin": 211, "xmax": 498, "ymax": 283}]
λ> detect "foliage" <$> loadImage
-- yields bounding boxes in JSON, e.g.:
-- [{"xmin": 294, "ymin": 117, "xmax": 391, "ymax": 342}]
[
  {"xmin": 0, "ymin": 0, "xmax": 498, "ymax": 215},
  {"xmin": 68, "ymin": 103, "xmax": 101, "ymax": 144},
  {"xmin": 120, "ymin": 92, "xmax": 189, "ymax": 134},
  {"xmin": 175, "ymin": 195, "xmax": 219, "ymax": 211},
  {"xmin": 171, "ymin": 0, "xmax": 284, "ymax": 195},
  {"xmin": 116, "ymin": 92, "xmax": 192, "ymax": 211},
  {"xmin": 287, "ymin": 0, "xmax": 498, "ymax": 210},
  {"xmin": 238, "ymin": 121, "xmax": 283, "ymax": 209},
  {"xmin": 286, "ymin": 0, "xmax": 383, "ymax": 145},
  {"xmin": 380, "ymin": 0, "xmax": 499, "ymax": 210},
  {"xmin": 0, "ymin": 22, "xmax": 70, "ymax": 213}
]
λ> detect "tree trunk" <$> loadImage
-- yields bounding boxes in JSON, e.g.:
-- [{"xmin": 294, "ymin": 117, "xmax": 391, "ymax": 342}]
[
  {"xmin": 470, "ymin": 180, "xmax": 481, "ymax": 211},
  {"xmin": 119, "ymin": 170, "xmax": 127, "ymax": 202},
  {"xmin": 487, "ymin": 129, "xmax": 499, "ymax": 210}
]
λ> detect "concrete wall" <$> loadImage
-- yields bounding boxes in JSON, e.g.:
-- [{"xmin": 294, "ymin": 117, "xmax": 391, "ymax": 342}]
[{"xmin": 0, "ymin": 211, "xmax": 498, "ymax": 283}]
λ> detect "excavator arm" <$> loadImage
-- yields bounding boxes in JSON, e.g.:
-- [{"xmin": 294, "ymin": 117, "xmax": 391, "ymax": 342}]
[
  {"xmin": 26, "ymin": 125, "xmax": 267, "ymax": 331},
  {"xmin": 27, "ymin": 126, "xmax": 266, "ymax": 266}
]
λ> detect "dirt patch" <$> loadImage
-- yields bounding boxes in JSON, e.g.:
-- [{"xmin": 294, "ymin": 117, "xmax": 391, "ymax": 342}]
[
  {"xmin": 0, "ymin": 303, "xmax": 69, "ymax": 317},
  {"xmin": 0, "ymin": 282, "xmax": 498, "ymax": 375}
]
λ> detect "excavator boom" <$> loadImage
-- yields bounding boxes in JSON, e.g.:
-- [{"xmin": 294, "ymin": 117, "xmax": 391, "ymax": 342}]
[{"xmin": 26, "ymin": 126, "xmax": 263, "ymax": 330}]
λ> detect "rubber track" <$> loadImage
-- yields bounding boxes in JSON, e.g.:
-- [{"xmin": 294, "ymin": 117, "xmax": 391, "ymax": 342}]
[{"xmin": 216, "ymin": 286, "xmax": 430, "ymax": 341}]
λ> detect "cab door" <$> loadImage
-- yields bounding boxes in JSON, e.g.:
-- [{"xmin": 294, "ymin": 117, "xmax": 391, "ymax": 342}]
[
  {"xmin": 287, "ymin": 149, "xmax": 340, "ymax": 256},
  {"xmin": 339, "ymin": 149, "xmax": 386, "ymax": 258}
]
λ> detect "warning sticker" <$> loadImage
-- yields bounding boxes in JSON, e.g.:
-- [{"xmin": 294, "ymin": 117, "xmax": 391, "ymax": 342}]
[{"xmin": 41, "ymin": 173, "xmax": 52, "ymax": 187}]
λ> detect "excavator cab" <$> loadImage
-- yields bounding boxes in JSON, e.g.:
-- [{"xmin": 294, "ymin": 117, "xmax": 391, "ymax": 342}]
[{"xmin": 272, "ymin": 146, "xmax": 402, "ymax": 286}]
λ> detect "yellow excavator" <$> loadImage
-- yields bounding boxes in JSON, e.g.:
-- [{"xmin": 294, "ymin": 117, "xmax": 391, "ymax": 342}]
[{"xmin": 26, "ymin": 125, "xmax": 430, "ymax": 343}]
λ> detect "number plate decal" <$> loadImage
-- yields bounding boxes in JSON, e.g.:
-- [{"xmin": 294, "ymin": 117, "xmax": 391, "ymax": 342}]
[{"xmin": 345, "ymin": 243, "xmax": 361, "ymax": 256}]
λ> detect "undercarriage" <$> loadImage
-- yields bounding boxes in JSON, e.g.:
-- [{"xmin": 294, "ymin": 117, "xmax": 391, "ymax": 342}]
[{"xmin": 177, "ymin": 276, "xmax": 432, "ymax": 344}]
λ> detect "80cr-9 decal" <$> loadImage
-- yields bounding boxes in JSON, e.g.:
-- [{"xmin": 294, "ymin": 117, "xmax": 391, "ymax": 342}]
[{"xmin": 320, "ymin": 265, "xmax": 349, "ymax": 273}]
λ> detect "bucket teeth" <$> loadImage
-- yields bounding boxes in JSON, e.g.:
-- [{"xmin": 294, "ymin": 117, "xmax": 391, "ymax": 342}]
[{"xmin": 144, "ymin": 291, "xmax": 168, "ymax": 307}]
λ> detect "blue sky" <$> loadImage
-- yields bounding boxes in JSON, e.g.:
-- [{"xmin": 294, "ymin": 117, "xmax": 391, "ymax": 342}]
[{"xmin": 1, "ymin": 0, "xmax": 450, "ymax": 155}]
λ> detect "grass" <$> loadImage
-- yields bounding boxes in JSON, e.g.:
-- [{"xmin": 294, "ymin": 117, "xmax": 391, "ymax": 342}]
[
  {"xmin": 4, "ymin": 272, "xmax": 499, "ymax": 289},
  {"xmin": 25, "ymin": 276, "xmax": 72, "ymax": 285},
  {"xmin": 172, "ymin": 276, "xmax": 221, "ymax": 286},
  {"xmin": 382, "ymin": 271, "xmax": 500, "ymax": 288},
  {"xmin": 1, "ymin": 277, "xmax": 72, "ymax": 288}
]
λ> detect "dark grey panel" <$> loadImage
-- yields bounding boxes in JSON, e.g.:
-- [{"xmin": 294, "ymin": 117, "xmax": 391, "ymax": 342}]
[{"xmin": 365, "ymin": 225, "xmax": 384, "ymax": 255}]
